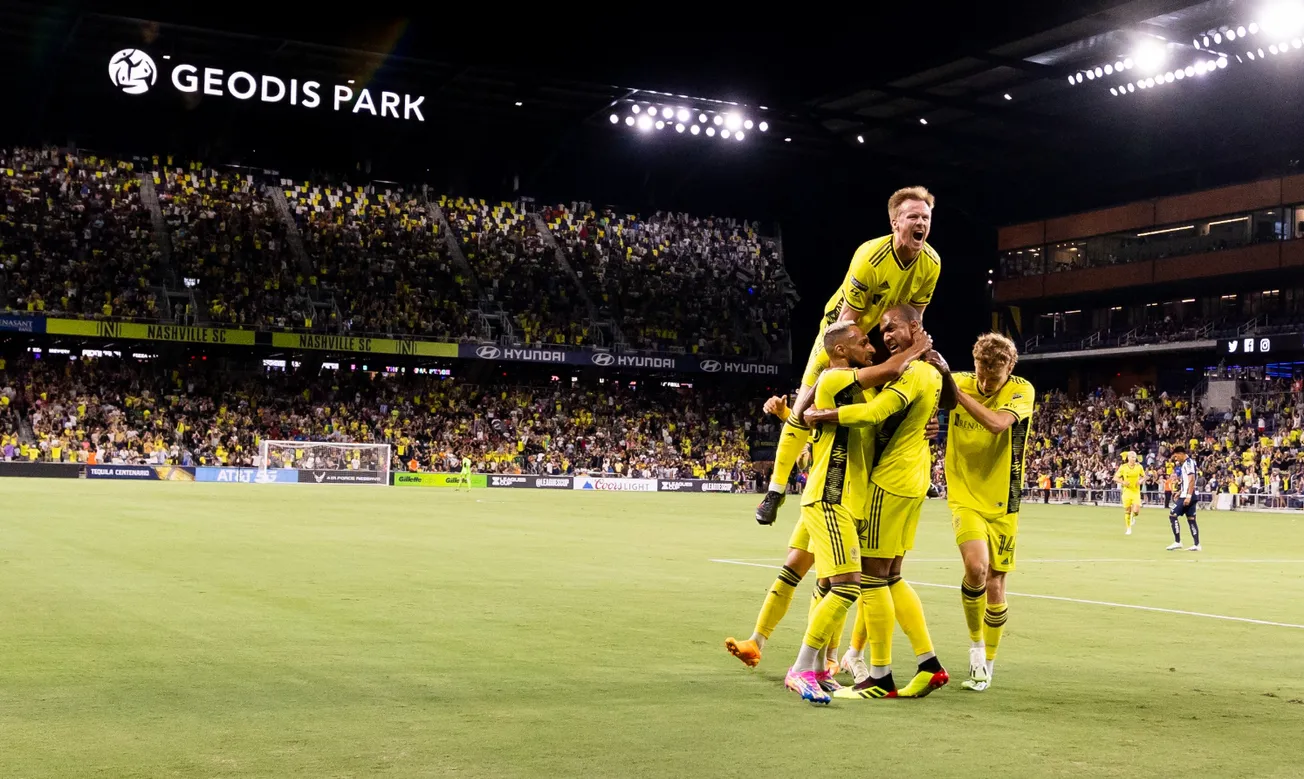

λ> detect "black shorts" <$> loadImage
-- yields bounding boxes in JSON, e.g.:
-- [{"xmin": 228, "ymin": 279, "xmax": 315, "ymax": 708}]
[{"xmin": 1170, "ymin": 497, "xmax": 1197, "ymax": 518}]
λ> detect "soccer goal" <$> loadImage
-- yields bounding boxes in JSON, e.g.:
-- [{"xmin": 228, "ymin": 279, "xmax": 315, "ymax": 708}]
[{"xmin": 257, "ymin": 441, "xmax": 392, "ymax": 486}]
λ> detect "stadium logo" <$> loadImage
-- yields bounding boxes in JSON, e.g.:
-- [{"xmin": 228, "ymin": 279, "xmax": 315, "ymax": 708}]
[
  {"xmin": 108, "ymin": 49, "xmax": 157, "ymax": 95},
  {"xmin": 700, "ymin": 359, "xmax": 722, "ymax": 373},
  {"xmin": 476, "ymin": 345, "xmax": 501, "ymax": 359},
  {"xmin": 591, "ymin": 353, "xmax": 615, "ymax": 366}
]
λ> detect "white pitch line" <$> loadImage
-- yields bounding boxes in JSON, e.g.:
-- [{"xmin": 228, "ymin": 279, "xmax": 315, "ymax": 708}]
[{"xmin": 710, "ymin": 559, "xmax": 1304, "ymax": 630}]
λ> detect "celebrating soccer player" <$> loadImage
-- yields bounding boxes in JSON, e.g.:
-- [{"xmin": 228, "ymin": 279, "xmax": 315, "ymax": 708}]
[
  {"xmin": 755, "ymin": 187, "xmax": 941, "ymax": 527},
  {"xmin": 1116, "ymin": 452, "xmax": 1146, "ymax": 535},
  {"xmin": 1166, "ymin": 446, "xmax": 1201, "ymax": 551},
  {"xmin": 725, "ymin": 332, "xmax": 934, "ymax": 672},
  {"xmin": 932, "ymin": 333, "xmax": 1033, "ymax": 692},
  {"xmin": 804, "ymin": 306, "xmax": 948, "ymax": 700}
]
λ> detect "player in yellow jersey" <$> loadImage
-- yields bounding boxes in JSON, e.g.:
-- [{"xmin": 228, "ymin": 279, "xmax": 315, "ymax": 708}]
[
  {"xmin": 755, "ymin": 187, "xmax": 941, "ymax": 527},
  {"xmin": 724, "ymin": 334, "xmax": 934, "ymax": 673},
  {"xmin": 779, "ymin": 321, "xmax": 877, "ymax": 704},
  {"xmin": 934, "ymin": 333, "xmax": 1033, "ymax": 692},
  {"xmin": 804, "ymin": 306, "xmax": 949, "ymax": 700},
  {"xmin": 1115, "ymin": 452, "xmax": 1146, "ymax": 535}
]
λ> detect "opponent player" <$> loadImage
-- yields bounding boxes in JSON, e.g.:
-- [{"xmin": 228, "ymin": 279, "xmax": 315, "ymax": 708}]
[
  {"xmin": 725, "ymin": 332, "xmax": 934, "ymax": 672},
  {"xmin": 755, "ymin": 187, "xmax": 941, "ymax": 527},
  {"xmin": 1115, "ymin": 452, "xmax": 1146, "ymax": 535},
  {"xmin": 805, "ymin": 305, "xmax": 948, "ymax": 700},
  {"xmin": 1166, "ymin": 446, "xmax": 1201, "ymax": 551},
  {"xmin": 782, "ymin": 322, "xmax": 875, "ymax": 704},
  {"xmin": 458, "ymin": 455, "xmax": 473, "ymax": 490},
  {"xmin": 932, "ymin": 333, "xmax": 1033, "ymax": 692}
]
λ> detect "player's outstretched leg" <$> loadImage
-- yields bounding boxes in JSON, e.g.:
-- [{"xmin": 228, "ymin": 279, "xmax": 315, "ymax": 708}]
[
  {"xmin": 757, "ymin": 385, "xmax": 817, "ymax": 525},
  {"xmin": 890, "ymin": 572, "xmax": 949, "ymax": 698},
  {"xmin": 787, "ymin": 580, "xmax": 859, "ymax": 705},
  {"xmin": 726, "ymin": 550, "xmax": 812, "ymax": 668}
]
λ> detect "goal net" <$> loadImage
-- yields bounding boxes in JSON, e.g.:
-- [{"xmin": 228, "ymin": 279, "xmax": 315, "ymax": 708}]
[{"xmin": 257, "ymin": 440, "xmax": 392, "ymax": 486}]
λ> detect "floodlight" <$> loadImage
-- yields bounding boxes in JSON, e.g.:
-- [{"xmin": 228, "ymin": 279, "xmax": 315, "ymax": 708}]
[
  {"xmin": 1248, "ymin": 50, "xmax": 1257, "ymax": 59},
  {"xmin": 1175, "ymin": 68, "xmax": 1185, "ymax": 79},
  {"xmin": 1250, "ymin": 21, "xmax": 1261, "ymax": 35},
  {"xmin": 1127, "ymin": 82, "xmax": 1135, "ymax": 92},
  {"xmin": 758, "ymin": 121, "xmax": 769, "ymax": 132},
  {"xmin": 706, "ymin": 127, "xmax": 715, "ymax": 137},
  {"xmin": 1146, "ymin": 77, "xmax": 1156, "ymax": 86},
  {"xmin": 655, "ymin": 120, "xmax": 665, "ymax": 130},
  {"xmin": 784, "ymin": 137, "xmax": 791, "ymax": 142},
  {"xmin": 1271, "ymin": 43, "xmax": 1281, "ymax": 53},
  {"xmin": 721, "ymin": 129, "xmax": 731, "ymax": 139},
  {"xmin": 1124, "ymin": 57, "xmax": 1135, "ymax": 68},
  {"xmin": 1003, "ymin": 93, "xmax": 1012, "ymax": 100},
  {"xmin": 735, "ymin": 131, "xmax": 744, "ymax": 141},
  {"xmin": 1105, "ymin": 64, "xmax": 1114, "ymax": 75},
  {"xmin": 1227, "ymin": 29, "xmax": 1237, "ymax": 40},
  {"xmin": 1185, "ymin": 65, "xmax": 1196, "ymax": 75},
  {"xmin": 1086, "ymin": 69, "xmax": 1095, "ymax": 79},
  {"xmin": 637, "ymin": 115, "xmax": 653, "ymax": 131},
  {"xmin": 713, "ymin": 115, "xmax": 723, "ymax": 126},
  {"xmin": 857, "ymin": 135, "xmax": 865, "ymax": 143},
  {"xmin": 919, "ymin": 118, "xmax": 928, "ymax": 125},
  {"xmin": 625, "ymin": 116, "xmax": 635, "ymax": 126},
  {"xmin": 675, "ymin": 123, "xmax": 684, "ymax": 133},
  {"xmin": 1260, "ymin": 47, "xmax": 1267, "ymax": 55},
  {"xmin": 609, "ymin": 114, "xmax": 619, "ymax": 123},
  {"xmin": 1115, "ymin": 60, "xmax": 1125, "ymax": 71},
  {"xmin": 1094, "ymin": 66, "xmax": 1103, "ymax": 76},
  {"xmin": 514, "ymin": 101, "xmax": 523, "ymax": 106},
  {"xmin": 1110, "ymin": 87, "xmax": 1119, "ymax": 95},
  {"xmin": 1238, "ymin": 26, "xmax": 1247, "ymax": 36},
  {"xmin": 724, "ymin": 113, "xmax": 742, "ymax": 130},
  {"xmin": 632, "ymin": 104, "xmax": 641, "ymax": 114},
  {"xmin": 1203, "ymin": 36, "xmax": 1210, "ymax": 47},
  {"xmin": 1214, "ymin": 32, "xmax": 1222, "ymax": 44},
  {"xmin": 743, "ymin": 119, "xmax": 753, "ymax": 130},
  {"xmin": 1133, "ymin": 40, "xmax": 1167, "ymax": 73},
  {"xmin": 1295, "ymin": 38, "xmax": 1303, "ymax": 47},
  {"xmin": 676, "ymin": 108, "xmax": 689, "ymax": 122},
  {"xmin": 690, "ymin": 124, "xmax": 700, "ymax": 135},
  {"xmin": 1076, "ymin": 73, "xmax": 1084, "ymax": 83},
  {"xmin": 1165, "ymin": 71, "xmax": 1176, "ymax": 82},
  {"xmin": 699, "ymin": 113, "xmax": 707, "ymax": 123},
  {"xmin": 1137, "ymin": 80, "xmax": 1146, "ymax": 89},
  {"xmin": 1219, "ymin": 56, "xmax": 1228, "ymax": 67},
  {"xmin": 1067, "ymin": 75, "xmax": 1076, "ymax": 85}
]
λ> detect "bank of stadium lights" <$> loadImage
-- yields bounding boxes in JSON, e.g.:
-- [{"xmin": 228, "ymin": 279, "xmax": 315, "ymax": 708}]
[{"xmin": 611, "ymin": 100, "xmax": 768, "ymax": 141}]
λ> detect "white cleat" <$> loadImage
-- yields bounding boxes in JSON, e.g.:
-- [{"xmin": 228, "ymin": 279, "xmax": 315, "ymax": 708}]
[
  {"xmin": 961, "ymin": 679, "xmax": 990, "ymax": 692},
  {"xmin": 1125, "ymin": 527, "xmax": 1132, "ymax": 535},
  {"xmin": 1165, "ymin": 542, "xmax": 1183, "ymax": 550},
  {"xmin": 1187, "ymin": 544, "xmax": 1202, "ymax": 551},
  {"xmin": 968, "ymin": 646, "xmax": 989, "ymax": 684},
  {"xmin": 840, "ymin": 650, "xmax": 870, "ymax": 685}
]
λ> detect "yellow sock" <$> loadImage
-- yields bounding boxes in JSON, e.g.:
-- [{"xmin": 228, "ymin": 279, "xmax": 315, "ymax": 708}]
[
  {"xmin": 825, "ymin": 596, "xmax": 853, "ymax": 657},
  {"xmin": 984, "ymin": 602, "xmax": 1009, "ymax": 662},
  {"xmin": 860, "ymin": 575, "xmax": 895, "ymax": 667},
  {"xmin": 808, "ymin": 580, "xmax": 831, "ymax": 624},
  {"xmin": 960, "ymin": 579, "xmax": 987, "ymax": 643},
  {"xmin": 850, "ymin": 599, "xmax": 867, "ymax": 651},
  {"xmin": 888, "ymin": 578, "xmax": 933, "ymax": 657},
  {"xmin": 753, "ymin": 565, "xmax": 802, "ymax": 640},
  {"xmin": 802, "ymin": 583, "xmax": 860, "ymax": 649},
  {"xmin": 1125, "ymin": 510, "xmax": 1132, "ymax": 529},
  {"xmin": 769, "ymin": 415, "xmax": 811, "ymax": 491}
]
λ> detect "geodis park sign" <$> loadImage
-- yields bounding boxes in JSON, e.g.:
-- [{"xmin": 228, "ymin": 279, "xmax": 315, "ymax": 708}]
[{"xmin": 107, "ymin": 48, "xmax": 426, "ymax": 121}]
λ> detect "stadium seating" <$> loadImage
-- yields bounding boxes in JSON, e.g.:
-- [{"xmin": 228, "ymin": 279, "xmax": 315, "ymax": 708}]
[
  {"xmin": 1, "ymin": 356, "xmax": 755, "ymax": 480},
  {"xmin": 1, "ymin": 147, "xmax": 159, "ymax": 319}
]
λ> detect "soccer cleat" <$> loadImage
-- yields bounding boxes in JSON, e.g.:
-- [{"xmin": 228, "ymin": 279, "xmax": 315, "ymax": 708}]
[
  {"xmin": 825, "ymin": 656, "xmax": 841, "ymax": 677},
  {"xmin": 833, "ymin": 674, "xmax": 897, "ymax": 700},
  {"xmin": 1187, "ymin": 544, "xmax": 1202, "ymax": 552},
  {"xmin": 968, "ymin": 646, "xmax": 989, "ymax": 684},
  {"xmin": 724, "ymin": 637, "xmax": 761, "ymax": 668},
  {"xmin": 898, "ymin": 668, "xmax": 950, "ymax": 698},
  {"xmin": 840, "ymin": 650, "xmax": 870, "ymax": 684},
  {"xmin": 1125, "ymin": 527, "xmax": 1132, "ymax": 535},
  {"xmin": 961, "ymin": 679, "xmax": 990, "ymax": 692},
  {"xmin": 815, "ymin": 669, "xmax": 843, "ymax": 693},
  {"xmin": 1165, "ymin": 542, "xmax": 1183, "ymax": 551},
  {"xmin": 755, "ymin": 491, "xmax": 785, "ymax": 526},
  {"xmin": 786, "ymin": 669, "xmax": 831, "ymax": 705}
]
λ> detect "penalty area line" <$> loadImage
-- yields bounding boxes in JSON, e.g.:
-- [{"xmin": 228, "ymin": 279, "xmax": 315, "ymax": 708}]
[{"xmin": 709, "ymin": 558, "xmax": 1304, "ymax": 630}]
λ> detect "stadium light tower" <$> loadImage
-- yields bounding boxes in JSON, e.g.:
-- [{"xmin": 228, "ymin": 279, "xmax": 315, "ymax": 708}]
[
  {"xmin": 1132, "ymin": 39, "xmax": 1168, "ymax": 74},
  {"xmin": 1259, "ymin": 2, "xmax": 1304, "ymax": 39}
]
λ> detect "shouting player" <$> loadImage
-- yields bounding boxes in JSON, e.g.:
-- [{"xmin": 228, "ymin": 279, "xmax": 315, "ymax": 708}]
[
  {"xmin": 755, "ymin": 187, "xmax": 941, "ymax": 527},
  {"xmin": 1166, "ymin": 446, "xmax": 1201, "ymax": 551},
  {"xmin": 725, "ymin": 332, "xmax": 934, "ymax": 671},
  {"xmin": 781, "ymin": 322, "xmax": 877, "ymax": 704},
  {"xmin": 805, "ymin": 306, "xmax": 948, "ymax": 700},
  {"xmin": 1115, "ymin": 452, "xmax": 1146, "ymax": 535},
  {"xmin": 933, "ymin": 333, "xmax": 1033, "ymax": 692}
]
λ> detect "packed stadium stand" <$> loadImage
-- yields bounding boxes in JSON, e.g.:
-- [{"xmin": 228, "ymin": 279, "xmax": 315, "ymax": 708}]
[{"xmin": 0, "ymin": 356, "xmax": 762, "ymax": 481}]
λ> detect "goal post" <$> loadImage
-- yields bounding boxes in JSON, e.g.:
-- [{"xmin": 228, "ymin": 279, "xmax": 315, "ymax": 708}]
[{"xmin": 257, "ymin": 440, "xmax": 392, "ymax": 486}]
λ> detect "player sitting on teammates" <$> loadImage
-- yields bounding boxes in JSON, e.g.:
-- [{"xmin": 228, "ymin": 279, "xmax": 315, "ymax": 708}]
[
  {"xmin": 780, "ymin": 322, "xmax": 880, "ymax": 704},
  {"xmin": 1166, "ymin": 446, "xmax": 1202, "ymax": 552},
  {"xmin": 755, "ymin": 187, "xmax": 941, "ymax": 528},
  {"xmin": 932, "ymin": 333, "xmax": 1033, "ymax": 692},
  {"xmin": 1116, "ymin": 452, "xmax": 1146, "ymax": 535},
  {"xmin": 804, "ymin": 306, "xmax": 949, "ymax": 700},
  {"xmin": 725, "ymin": 333, "xmax": 935, "ymax": 673}
]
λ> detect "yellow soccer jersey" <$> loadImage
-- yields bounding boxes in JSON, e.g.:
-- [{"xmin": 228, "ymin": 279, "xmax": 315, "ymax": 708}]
[
  {"xmin": 837, "ymin": 361, "xmax": 942, "ymax": 499},
  {"xmin": 1116, "ymin": 462, "xmax": 1145, "ymax": 491},
  {"xmin": 945, "ymin": 373, "xmax": 1036, "ymax": 517},
  {"xmin": 821, "ymin": 235, "xmax": 941, "ymax": 330},
  {"xmin": 802, "ymin": 368, "xmax": 869, "ymax": 513}
]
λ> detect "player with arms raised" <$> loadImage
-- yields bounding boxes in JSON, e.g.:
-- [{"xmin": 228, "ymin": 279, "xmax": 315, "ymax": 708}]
[
  {"xmin": 1115, "ymin": 452, "xmax": 1146, "ymax": 535},
  {"xmin": 933, "ymin": 333, "xmax": 1033, "ymax": 692},
  {"xmin": 755, "ymin": 187, "xmax": 941, "ymax": 527}
]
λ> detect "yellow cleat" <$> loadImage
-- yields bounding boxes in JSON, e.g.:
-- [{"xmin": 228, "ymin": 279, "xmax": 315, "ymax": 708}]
[
  {"xmin": 897, "ymin": 668, "xmax": 950, "ymax": 698},
  {"xmin": 725, "ymin": 637, "xmax": 762, "ymax": 668}
]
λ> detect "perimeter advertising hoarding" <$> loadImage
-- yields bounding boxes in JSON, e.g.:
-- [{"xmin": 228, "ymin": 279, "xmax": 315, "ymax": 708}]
[
  {"xmin": 301, "ymin": 470, "xmax": 387, "ymax": 485},
  {"xmin": 45, "ymin": 318, "xmax": 255, "ymax": 346},
  {"xmin": 0, "ymin": 313, "xmax": 44, "ymax": 333},
  {"xmin": 487, "ymin": 474, "xmax": 573, "ymax": 489},
  {"xmin": 195, "ymin": 467, "xmax": 299, "ymax": 483},
  {"xmin": 393, "ymin": 472, "xmax": 488, "ymax": 488},
  {"xmin": 571, "ymin": 476, "xmax": 658, "ymax": 491},
  {"xmin": 458, "ymin": 344, "xmax": 783, "ymax": 375},
  {"xmin": 657, "ymin": 479, "xmax": 734, "ymax": 493},
  {"xmin": 271, "ymin": 333, "xmax": 458, "ymax": 357},
  {"xmin": 86, "ymin": 464, "xmax": 196, "ymax": 480}
]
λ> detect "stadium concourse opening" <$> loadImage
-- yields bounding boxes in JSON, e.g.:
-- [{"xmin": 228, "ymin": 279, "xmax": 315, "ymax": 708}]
[{"xmin": 4, "ymin": 2, "xmax": 1304, "ymax": 776}]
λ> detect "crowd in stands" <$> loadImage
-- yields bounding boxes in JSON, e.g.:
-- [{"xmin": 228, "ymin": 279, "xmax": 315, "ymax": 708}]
[
  {"xmin": 543, "ymin": 203, "xmax": 791, "ymax": 357},
  {"xmin": 1, "ymin": 147, "xmax": 159, "ymax": 319},
  {"xmin": 0, "ymin": 356, "xmax": 754, "ymax": 482}
]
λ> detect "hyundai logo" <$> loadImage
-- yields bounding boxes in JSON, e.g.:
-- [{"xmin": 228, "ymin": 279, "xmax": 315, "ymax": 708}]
[
  {"xmin": 591, "ymin": 353, "xmax": 615, "ymax": 366},
  {"xmin": 476, "ymin": 345, "xmax": 501, "ymax": 359},
  {"xmin": 700, "ymin": 359, "xmax": 722, "ymax": 373}
]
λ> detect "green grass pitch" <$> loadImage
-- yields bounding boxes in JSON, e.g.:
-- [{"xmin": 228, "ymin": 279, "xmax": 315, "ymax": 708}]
[{"xmin": 3, "ymin": 480, "xmax": 1304, "ymax": 778}]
